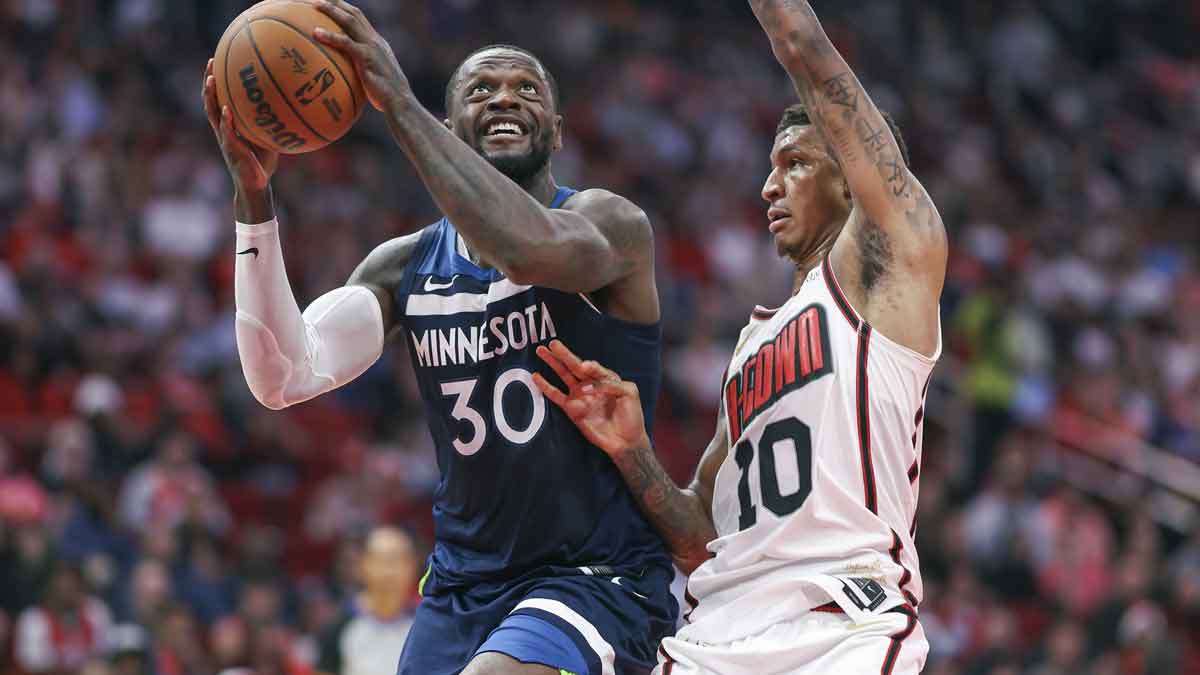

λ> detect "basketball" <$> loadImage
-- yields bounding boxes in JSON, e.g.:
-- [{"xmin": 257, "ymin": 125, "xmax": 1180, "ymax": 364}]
[{"xmin": 212, "ymin": 0, "xmax": 365, "ymax": 154}]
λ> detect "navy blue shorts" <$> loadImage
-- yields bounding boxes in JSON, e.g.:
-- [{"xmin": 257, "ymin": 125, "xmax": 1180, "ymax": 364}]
[{"xmin": 397, "ymin": 564, "xmax": 679, "ymax": 675}]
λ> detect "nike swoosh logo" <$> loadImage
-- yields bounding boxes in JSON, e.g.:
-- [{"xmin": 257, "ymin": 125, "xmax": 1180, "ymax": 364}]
[
  {"xmin": 611, "ymin": 577, "xmax": 649, "ymax": 600},
  {"xmin": 424, "ymin": 275, "xmax": 459, "ymax": 292},
  {"xmin": 236, "ymin": 247, "xmax": 259, "ymax": 258}
]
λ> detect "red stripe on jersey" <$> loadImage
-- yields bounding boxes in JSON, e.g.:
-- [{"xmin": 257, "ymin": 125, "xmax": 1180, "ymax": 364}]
[
  {"xmin": 822, "ymin": 256, "xmax": 860, "ymax": 329},
  {"xmin": 880, "ymin": 606, "xmax": 919, "ymax": 675},
  {"xmin": 856, "ymin": 324, "xmax": 877, "ymax": 514},
  {"xmin": 889, "ymin": 530, "xmax": 919, "ymax": 607},
  {"xmin": 659, "ymin": 645, "xmax": 676, "ymax": 674},
  {"xmin": 774, "ymin": 320, "xmax": 797, "ymax": 391}
]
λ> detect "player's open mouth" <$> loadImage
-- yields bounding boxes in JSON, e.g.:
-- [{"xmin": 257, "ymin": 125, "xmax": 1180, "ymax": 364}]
[
  {"xmin": 768, "ymin": 208, "xmax": 791, "ymax": 233},
  {"xmin": 481, "ymin": 119, "xmax": 529, "ymax": 138}
]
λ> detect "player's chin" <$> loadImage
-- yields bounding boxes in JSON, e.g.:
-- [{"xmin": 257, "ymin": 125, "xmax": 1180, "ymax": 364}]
[
  {"xmin": 480, "ymin": 135, "xmax": 532, "ymax": 154},
  {"xmin": 772, "ymin": 228, "xmax": 798, "ymax": 258}
]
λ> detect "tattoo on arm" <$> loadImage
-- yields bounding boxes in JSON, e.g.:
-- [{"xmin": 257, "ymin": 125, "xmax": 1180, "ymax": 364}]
[
  {"xmin": 610, "ymin": 446, "xmax": 716, "ymax": 569},
  {"xmin": 748, "ymin": 0, "xmax": 945, "ymax": 247}
]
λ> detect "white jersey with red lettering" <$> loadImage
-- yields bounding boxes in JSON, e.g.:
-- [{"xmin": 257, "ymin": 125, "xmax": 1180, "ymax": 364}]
[{"xmin": 656, "ymin": 257, "xmax": 937, "ymax": 675}]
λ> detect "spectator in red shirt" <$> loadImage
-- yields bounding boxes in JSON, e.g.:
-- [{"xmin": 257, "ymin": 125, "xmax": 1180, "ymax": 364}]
[{"xmin": 14, "ymin": 561, "xmax": 112, "ymax": 673}]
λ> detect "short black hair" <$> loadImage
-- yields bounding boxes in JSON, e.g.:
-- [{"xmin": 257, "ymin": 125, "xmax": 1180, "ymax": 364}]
[
  {"xmin": 776, "ymin": 103, "xmax": 910, "ymax": 167},
  {"xmin": 444, "ymin": 44, "xmax": 560, "ymax": 114}
]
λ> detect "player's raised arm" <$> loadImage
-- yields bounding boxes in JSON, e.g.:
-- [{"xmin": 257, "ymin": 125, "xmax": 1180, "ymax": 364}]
[
  {"xmin": 748, "ymin": 1, "xmax": 947, "ymax": 305},
  {"xmin": 204, "ymin": 59, "xmax": 408, "ymax": 410},
  {"xmin": 311, "ymin": 0, "xmax": 648, "ymax": 296},
  {"xmin": 533, "ymin": 341, "xmax": 721, "ymax": 574}
]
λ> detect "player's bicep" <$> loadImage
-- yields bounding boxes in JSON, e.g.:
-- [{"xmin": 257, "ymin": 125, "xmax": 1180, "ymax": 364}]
[
  {"xmin": 345, "ymin": 229, "xmax": 424, "ymax": 336},
  {"xmin": 518, "ymin": 190, "xmax": 651, "ymax": 293}
]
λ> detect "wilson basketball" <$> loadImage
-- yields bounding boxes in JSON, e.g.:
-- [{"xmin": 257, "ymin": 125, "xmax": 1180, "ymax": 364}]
[{"xmin": 213, "ymin": 0, "xmax": 365, "ymax": 154}]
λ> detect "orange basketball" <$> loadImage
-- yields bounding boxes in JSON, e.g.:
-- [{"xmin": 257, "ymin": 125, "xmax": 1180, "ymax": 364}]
[{"xmin": 213, "ymin": 0, "xmax": 365, "ymax": 154}]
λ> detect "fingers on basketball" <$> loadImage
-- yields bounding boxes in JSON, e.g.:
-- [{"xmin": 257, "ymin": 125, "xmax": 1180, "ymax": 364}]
[
  {"xmin": 312, "ymin": 27, "xmax": 357, "ymax": 56},
  {"xmin": 202, "ymin": 63, "xmax": 220, "ymax": 128},
  {"xmin": 315, "ymin": 0, "xmax": 366, "ymax": 41},
  {"xmin": 218, "ymin": 107, "xmax": 255, "ymax": 156}
]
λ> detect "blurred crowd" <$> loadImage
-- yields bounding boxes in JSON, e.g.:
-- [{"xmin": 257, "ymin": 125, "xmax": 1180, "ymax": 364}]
[{"xmin": 1, "ymin": 0, "xmax": 1198, "ymax": 673}]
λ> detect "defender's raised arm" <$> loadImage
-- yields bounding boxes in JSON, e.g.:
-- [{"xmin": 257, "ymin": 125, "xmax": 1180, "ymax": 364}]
[{"xmin": 749, "ymin": 1, "xmax": 946, "ymax": 353}]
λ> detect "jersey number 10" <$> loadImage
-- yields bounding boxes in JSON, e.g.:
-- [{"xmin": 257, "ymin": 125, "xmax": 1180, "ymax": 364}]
[{"xmin": 735, "ymin": 417, "xmax": 813, "ymax": 530}]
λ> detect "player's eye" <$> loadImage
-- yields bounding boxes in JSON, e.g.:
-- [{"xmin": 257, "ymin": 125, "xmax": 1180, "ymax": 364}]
[
  {"xmin": 519, "ymin": 82, "xmax": 537, "ymax": 94},
  {"xmin": 790, "ymin": 158, "xmax": 808, "ymax": 169},
  {"xmin": 470, "ymin": 83, "xmax": 491, "ymax": 96}
]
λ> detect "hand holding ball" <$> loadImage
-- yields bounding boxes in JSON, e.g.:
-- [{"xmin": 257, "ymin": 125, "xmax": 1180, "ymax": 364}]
[{"xmin": 212, "ymin": 0, "xmax": 366, "ymax": 154}]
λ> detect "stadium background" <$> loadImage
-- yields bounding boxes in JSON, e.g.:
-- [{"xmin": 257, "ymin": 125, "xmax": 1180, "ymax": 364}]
[{"xmin": 1, "ymin": 0, "xmax": 1198, "ymax": 673}]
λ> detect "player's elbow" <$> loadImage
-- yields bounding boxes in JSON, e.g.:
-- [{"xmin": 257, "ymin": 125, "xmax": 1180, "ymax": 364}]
[
  {"xmin": 500, "ymin": 235, "xmax": 613, "ymax": 290},
  {"xmin": 253, "ymin": 392, "xmax": 292, "ymax": 411},
  {"xmin": 497, "ymin": 258, "xmax": 543, "ymax": 287},
  {"xmin": 243, "ymin": 376, "xmax": 293, "ymax": 410}
]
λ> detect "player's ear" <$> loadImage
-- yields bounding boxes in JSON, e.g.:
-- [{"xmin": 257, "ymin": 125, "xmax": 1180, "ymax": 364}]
[{"xmin": 552, "ymin": 114, "xmax": 564, "ymax": 152}]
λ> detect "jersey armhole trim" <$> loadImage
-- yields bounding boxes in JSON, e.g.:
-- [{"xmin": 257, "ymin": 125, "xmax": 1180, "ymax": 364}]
[
  {"xmin": 823, "ymin": 255, "xmax": 942, "ymax": 365},
  {"xmin": 821, "ymin": 255, "xmax": 862, "ymax": 330},
  {"xmin": 395, "ymin": 221, "xmax": 446, "ymax": 326}
]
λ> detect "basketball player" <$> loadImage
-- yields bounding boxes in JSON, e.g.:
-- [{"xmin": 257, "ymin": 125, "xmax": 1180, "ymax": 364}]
[
  {"xmin": 532, "ymin": 2, "xmax": 947, "ymax": 673},
  {"xmin": 201, "ymin": 2, "xmax": 677, "ymax": 674}
]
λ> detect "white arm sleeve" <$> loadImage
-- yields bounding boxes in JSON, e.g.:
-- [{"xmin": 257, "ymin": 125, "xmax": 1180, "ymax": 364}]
[{"xmin": 234, "ymin": 219, "xmax": 385, "ymax": 410}]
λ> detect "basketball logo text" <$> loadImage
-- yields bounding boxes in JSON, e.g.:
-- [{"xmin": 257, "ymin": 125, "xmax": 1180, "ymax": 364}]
[{"xmin": 238, "ymin": 63, "xmax": 306, "ymax": 150}]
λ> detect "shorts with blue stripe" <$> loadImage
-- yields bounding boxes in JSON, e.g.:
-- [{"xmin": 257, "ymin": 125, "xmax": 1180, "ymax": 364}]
[{"xmin": 396, "ymin": 564, "xmax": 679, "ymax": 675}]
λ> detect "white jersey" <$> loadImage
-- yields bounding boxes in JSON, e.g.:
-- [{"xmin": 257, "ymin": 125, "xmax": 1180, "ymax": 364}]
[{"xmin": 680, "ymin": 257, "xmax": 938, "ymax": 644}]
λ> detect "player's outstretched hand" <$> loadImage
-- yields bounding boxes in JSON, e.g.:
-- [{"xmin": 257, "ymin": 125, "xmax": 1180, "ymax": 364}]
[
  {"xmin": 533, "ymin": 340, "xmax": 652, "ymax": 459},
  {"xmin": 312, "ymin": 0, "xmax": 410, "ymax": 112},
  {"xmin": 202, "ymin": 58, "xmax": 277, "ymax": 193}
]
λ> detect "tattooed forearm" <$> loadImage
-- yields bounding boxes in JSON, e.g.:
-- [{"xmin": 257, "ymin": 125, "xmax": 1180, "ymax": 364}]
[
  {"xmin": 857, "ymin": 117, "xmax": 911, "ymax": 199},
  {"xmin": 611, "ymin": 446, "xmax": 716, "ymax": 570},
  {"xmin": 749, "ymin": 1, "xmax": 934, "ymax": 218}
]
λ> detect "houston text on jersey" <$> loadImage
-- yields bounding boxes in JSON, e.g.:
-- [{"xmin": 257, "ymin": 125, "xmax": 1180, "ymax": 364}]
[{"xmin": 724, "ymin": 304, "xmax": 832, "ymax": 444}]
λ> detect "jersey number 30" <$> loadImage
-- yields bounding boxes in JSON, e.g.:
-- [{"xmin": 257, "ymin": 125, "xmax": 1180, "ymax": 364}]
[
  {"xmin": 735, "ymin": 417, "xmax": 813, "ymax": 530},
  {"xmin": 440, "ymin": 368, "xmax": 546, "ymax": 455}
]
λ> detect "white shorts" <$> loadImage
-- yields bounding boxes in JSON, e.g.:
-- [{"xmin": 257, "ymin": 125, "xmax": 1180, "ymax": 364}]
[{"xmin": 653, "ymin": 607, "xmax": 927, "ymax": 675}]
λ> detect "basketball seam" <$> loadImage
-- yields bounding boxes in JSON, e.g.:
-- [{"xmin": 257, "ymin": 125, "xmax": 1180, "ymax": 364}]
[
  {"xmin": 254, "ymin": 14, "xmax": 361, "ymax": 115},
  {"xmin": 245, "ymin": 19, "xmax": 333, "ymax": 144}
]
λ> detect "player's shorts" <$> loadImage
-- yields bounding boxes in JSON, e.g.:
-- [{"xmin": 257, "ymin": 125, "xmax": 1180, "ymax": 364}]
[
  {"xmin": 654, "ymin": 605, "xmax": 926, "ymax": 675},
  {"xmin": 397, "ymin": 564, "xmax": 679, "ymax": 675}
]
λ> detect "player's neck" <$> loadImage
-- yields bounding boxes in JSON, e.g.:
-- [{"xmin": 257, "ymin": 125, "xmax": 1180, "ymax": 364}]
[
  {"xmin": 791, "ymin": 267, "xmax": 808, "ymax": 295},
  {"xmin": 788, "ymin": 246, "xmax": 831, "ymax": 295},
  {"xmin": 517, "ymin": 163, "xmax": 559, "ymax": 206}
]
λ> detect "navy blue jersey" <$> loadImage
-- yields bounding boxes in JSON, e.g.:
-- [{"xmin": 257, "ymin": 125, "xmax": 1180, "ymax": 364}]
[{"xmin": 395, "ymin": 187, "xmax": 671, "ymax": 591}]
